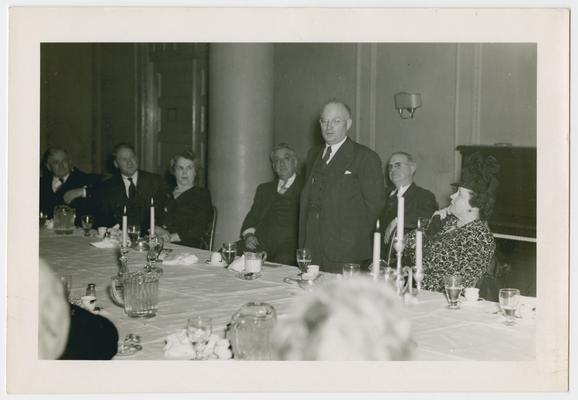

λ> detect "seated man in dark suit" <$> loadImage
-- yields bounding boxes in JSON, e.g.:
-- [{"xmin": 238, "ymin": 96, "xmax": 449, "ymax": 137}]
[
  {"xmin": 39, "ymin": 147, "xmax": 99, "ymax": 225},
  {"xmin": 239, "ymin": 143, "xmax": 303, "ymax": 265},
  {"xmin": 96, "ymin": 143, "xmax": 163, "ymax": 232},
  {"xmin": 381, "ymin": 152, "xmax": 438, "ymax": 261}
]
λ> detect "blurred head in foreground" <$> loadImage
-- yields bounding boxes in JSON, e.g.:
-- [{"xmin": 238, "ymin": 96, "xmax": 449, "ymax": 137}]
[
  {"xmin": 273, "ymin": 277, "xmax": 413, "ymax": 360},
  {"xmin": 39, "ymin": 258, "xmax": 71, "ymax": 359}
]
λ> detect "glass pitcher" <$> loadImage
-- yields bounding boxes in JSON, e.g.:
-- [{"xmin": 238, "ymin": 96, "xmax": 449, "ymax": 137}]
[
  {"xmin": 228, "ymin": 302, "xmax": 277, "ymax": 360},
  {"xmin": 110, "ymin": 269, "xmax": 161, "ymax": 318},
  {"xmin": 53, "ymin": 205, "xmax": 76, "ymax": 234}
]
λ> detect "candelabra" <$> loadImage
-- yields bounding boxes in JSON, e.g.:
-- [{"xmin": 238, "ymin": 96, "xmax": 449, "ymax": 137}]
[{"xmin": 381, "ymin": 237, "xmax": 424, "ymax": 301}]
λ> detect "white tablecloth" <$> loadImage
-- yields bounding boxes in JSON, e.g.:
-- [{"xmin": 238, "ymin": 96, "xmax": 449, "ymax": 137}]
[{"xmin": 39, "ymin": 234, "xmax": 535, "ymax": 361}]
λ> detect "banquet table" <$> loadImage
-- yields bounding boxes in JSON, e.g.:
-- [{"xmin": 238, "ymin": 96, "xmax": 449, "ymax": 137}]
[{"xmin": 39, "ymin": 231, "xmax": 536, "ymax": 361}]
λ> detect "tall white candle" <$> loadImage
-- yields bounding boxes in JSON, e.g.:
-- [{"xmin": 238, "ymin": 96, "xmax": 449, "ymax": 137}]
[
  {"xmin": 372, "ymin": 220, "xmax": 381, "ymax": 279},
  {"xmin": 122, "ymin": 206, "xmax": 128, "ymax": 247},
  {"xmin": 396, "ymin": 194, "xmax": 405, "ymax": 242},
  {"xmin": 415, "ymin": 219, "xmax": 423, "ymax": 271},
  {"xmin": 150, "ymin": 198, "xmax": 155, "ymax": 236}
]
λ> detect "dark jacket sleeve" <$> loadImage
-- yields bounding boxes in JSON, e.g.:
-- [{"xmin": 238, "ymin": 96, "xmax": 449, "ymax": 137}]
[{"xmin": 240, "ymin": 183, "xmax": 269, "ymax": 236}]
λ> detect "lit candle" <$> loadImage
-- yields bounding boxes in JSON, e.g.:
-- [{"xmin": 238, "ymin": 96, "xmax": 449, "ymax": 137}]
[
  {"xmin": 122, "ymin": 206, "xmax": 128, "ymax": 247},
  {"xmin": 415, "ymin": 219, "xmax": 423, "ymax": 272},
  {"xmin": 372, "ymin": 220, "xmax": 381, "ymax": 279},
  {"xmin": 150, "ymin": 198, "xmax": 155, "ymax": 236},
  {"xmin": 396, "ymin": 194, "xmax": 405, "ymax": 242}
]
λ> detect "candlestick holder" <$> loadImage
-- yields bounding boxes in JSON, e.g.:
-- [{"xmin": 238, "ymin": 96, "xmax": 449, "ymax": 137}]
[
  {"xmin": 386, "ymin": 237, "xmax": 422, "ymax": 301},
  {"xmin": 145, "ymin": 235, "xmax": 164, "ymax": 273}
]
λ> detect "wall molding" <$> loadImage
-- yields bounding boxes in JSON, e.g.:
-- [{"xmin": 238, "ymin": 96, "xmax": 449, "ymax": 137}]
[
  {"xmin": 368, "ymin": 44, "xmax": 377, "ymax": 150},
  {"xmin": 472, "ymin": 43, "xmax": 483, "ymax": 144}
]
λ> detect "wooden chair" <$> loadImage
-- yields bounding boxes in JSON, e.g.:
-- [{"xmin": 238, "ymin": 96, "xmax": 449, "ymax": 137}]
[{"xmin": 200, "ymin": 206, "xmax": 217, "ymax": 251}]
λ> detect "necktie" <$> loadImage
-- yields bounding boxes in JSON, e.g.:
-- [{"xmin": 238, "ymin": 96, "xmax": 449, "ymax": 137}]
[
  {"xmin": 128, "ymin": 177, "xmax": 136, "ymax": 199},
  {"xmin": 278, "ymin": 181, "xmax": 288, "ymax": 194},
  {"xmin": 322, "ymin": 146, "xmax": 332, "ymax": 164}
]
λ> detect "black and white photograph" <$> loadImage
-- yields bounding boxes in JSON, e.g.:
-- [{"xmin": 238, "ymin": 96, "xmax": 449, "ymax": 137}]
[{"xmin": 5, "ymin": 6, "xmax": 570, "ymax": 394}]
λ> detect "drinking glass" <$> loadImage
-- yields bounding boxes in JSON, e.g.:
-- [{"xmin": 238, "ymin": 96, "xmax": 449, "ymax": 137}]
[
  {"xmin": 60, "ymin": 274, "xmax": 72, "ymax": 302},
  {"xmin": 342, "ymin": 263, "xmax": 361, "ymax": 278},
  {"xmin": 221, "ymin": 242, "xmax": 237, "ymax": 266},
  {"xmin": 80, "ymin": 215, "xmax": 94, "ymax": 236},
  {"xmin": 147, "ymin": 236, "xmax": 165, "ymax": 264},
  {"xmin": 444, "ymin": 275, "xmax": 463, "ymax": 309},
  {"xmin": 296, "ymin": 248, "xmax": 312, "ymax": 275},
  {"xmin": 186, "ymin": 315, "xmax": 213, "ymax": 353},
  {"xmin": 499, "ymin": 288, "xmax": 521, "ymax": 326},
  {"xmin": 128, "ymin": 225, "xmax": 140, "ymax": 247},
  {"xmin": 39, "ymin": 211, "xmax": 48, "ymax": 229}
]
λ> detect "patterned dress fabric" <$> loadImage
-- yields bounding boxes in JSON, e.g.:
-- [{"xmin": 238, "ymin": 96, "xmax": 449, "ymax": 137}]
[{"xmin": 405, "ymin": 215, "xmax": 496, "ymax": 292}]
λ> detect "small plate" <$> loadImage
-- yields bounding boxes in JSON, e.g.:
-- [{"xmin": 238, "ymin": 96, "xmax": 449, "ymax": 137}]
[
  {"xmin": 205, "ymin": 260, "xmax": 227, "ymax": 267},
  {"xmin": 236, "ymin": 272, "xmax": 262, "ymax": 280}
]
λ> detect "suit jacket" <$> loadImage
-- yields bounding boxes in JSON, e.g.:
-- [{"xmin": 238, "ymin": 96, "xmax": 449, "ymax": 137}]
[
  {"xmin": 39, "ymin": 168, "xmax": 99, "ymax": 224},
  {"xmin": 96, "ymin": 170, "xmax": 162, "ymax": 230},
  {"xmin": 299, "ymin": 137, "xmax": 385, "ymax": 265},
  {"xmin": 241, "ymin": 175, "xmax": 303, "ymax": 239},
  {"xmin": 381, "ymin": 182, "xmax": 438, "ymax": 240},
  {"xmin": 155, "ymin": 186, "xmax": 213, "ymax": 248}
]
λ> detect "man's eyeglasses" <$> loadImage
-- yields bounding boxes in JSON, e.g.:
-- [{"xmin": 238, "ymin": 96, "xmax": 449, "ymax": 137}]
[{"xmin": 319, "ymin": 118, "xmax": 346, "ymax": 128}]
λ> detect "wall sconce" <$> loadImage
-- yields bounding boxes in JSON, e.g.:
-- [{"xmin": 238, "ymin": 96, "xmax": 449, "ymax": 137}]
[{"xmin": 394, "ymin": 92, "xmax": 422, "ymax": 119}]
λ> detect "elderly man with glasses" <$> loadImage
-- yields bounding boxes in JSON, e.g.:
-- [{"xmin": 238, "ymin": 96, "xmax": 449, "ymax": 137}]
[{"xmin": 299, "ymin": 100, "xmax": 385, "ymax": 273}]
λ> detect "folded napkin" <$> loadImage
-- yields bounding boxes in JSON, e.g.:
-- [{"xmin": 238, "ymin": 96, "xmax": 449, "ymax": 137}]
[
  {"xmin": 163, "ymin": 253, "xmax": 199, "ymax": 266},
  {"xmin": 227, "ymin": 255, "xmax": 245, "ymax": 272},
  {"xmin": 164, "ymin": 329, "xmax": 232, "ymax": 360},
  {"xmin": 90, "ymin": 238, "xmax": 120, "ymax": 248}
]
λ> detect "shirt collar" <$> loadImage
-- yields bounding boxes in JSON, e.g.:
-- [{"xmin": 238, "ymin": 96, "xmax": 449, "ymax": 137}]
[
  {"xmin": 277, "ymin": 173, "xmax": 297, "ymax": 191},
  {"xmin": 52, "ymin": 173, "xmax": 70, "ymax": 184},
  {"xmin": 396, "ymin": 183, "xmax": 411, "ymax": 197},
  {"xmin": 122, "ymin": 171, "xmax": 139, "ymax": 184}
]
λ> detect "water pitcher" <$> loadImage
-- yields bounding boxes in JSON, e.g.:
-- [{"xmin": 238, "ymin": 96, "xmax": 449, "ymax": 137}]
[
  {"xmin": 228, "ymin": 302, "xmax": 277, "ymax": 360},
  {"xmin": 53, "ymin": 205, "xmax": 76, "ymax": 234}
]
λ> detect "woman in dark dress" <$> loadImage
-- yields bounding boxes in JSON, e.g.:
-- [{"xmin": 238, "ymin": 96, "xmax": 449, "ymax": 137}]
[
  {"xmin": 154, "ymin": 150, "xmax": 213, "ymax": 248},
  {"xmin": 405, "ymin": 153, "xmax": 500, "ymax": 292}
]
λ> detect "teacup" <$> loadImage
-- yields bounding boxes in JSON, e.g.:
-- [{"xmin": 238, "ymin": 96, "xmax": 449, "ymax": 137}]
[
  {"xmin": 306, "ymin": 264, "xmax": 319, "ymax": 276},
  {"xmin": 464, "ymin": 287, "xmax": 480, "ymax": 303},
  {"xmin": 210, "ymin": 252, "xmax": 223, "ymax": 265},
  {"xmin": 97, "ymin": 227, "xmax": 108, "ymax": 238},
  {"xmin": 244, "ymin": 251, "xmax": 267, "ymax": 273}
]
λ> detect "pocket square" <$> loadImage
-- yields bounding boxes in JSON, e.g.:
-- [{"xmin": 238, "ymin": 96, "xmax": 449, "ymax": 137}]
[{"xmin": 344, "ymin": 170, "xmax": 352, "ymax": 175}]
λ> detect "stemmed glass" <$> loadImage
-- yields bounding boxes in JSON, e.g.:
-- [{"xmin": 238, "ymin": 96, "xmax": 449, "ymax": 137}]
[
  {"xmin": 81, "ymin": 215, "xmax": 94, "ymax": 236},
  {"xmin": 146, "ymin": 236, "xmax": 164, "ymax": 271},
  {"xmin": 127, "ymin": 225, "xmax": 140, "ymax": 247},
  {"xmin": 186, "ymin": 315, "xmax": 213, "ymax": 356},
  {"xmin": 39, "ymin": 211, "xmax": 48, "ymax": 229},
  {"xmin": 499, "ymin": 288, "xmax": 521, "ymax": 326},
  {"xmin": 296, "ymin": 248, "xmax": 312, "ymax": 276},
  {"xmin": 221, "ymin": 242, "xmax": 237, "ymax": 267}
]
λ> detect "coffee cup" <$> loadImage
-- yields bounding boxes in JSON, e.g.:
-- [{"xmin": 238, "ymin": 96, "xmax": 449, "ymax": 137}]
[
  {"xmin": 306, "ymin": 264, "xmax": 319, "ymax": 276},
  {"xmin": 97, "ymin": 227, "xmax": 107, "ymax": 238},
  {"xmin": 210, "ymin": 252, "xmax": 223, "ymax": 265},
  {"xmin": 464, "ymin": 287, "xmax": 480, "ymax": 302}
]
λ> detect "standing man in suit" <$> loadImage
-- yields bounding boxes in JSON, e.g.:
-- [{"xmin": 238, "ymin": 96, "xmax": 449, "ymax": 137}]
[
  {"xmin": 96, "ymin": 143, "xmax": 162, "ymax": 231},
  {"xmin": 299, "ymin": 100, "xmax": 385, "ymax": 273},
  {"xmin": 39, "ymin": 147, "xmax": 99, "ymax": 225},
  {"xmin": 239, "ymin": 143, "xmax": 303, "ymax": 265},
  {"xmin": 381, "ymin": 152, "xmax": 438, "ymax": 242}
]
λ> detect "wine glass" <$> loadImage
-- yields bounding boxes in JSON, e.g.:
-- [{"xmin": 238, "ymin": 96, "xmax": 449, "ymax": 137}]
[
  {"xmin": 80, "ymin": 215, "xmax": 93, "ymax": 236},
  {"xmin": 39, "ymin": 211, "xmax": 48, "ymax": 229},
  {"xmin": 499, "ymin": 288, "xmax": 521, "ymax": 326},
  {"xmin": 221, "ymin": 242, "xmax": 237, "ymax": 266},
  {"xmin": 296, "ymin": 248, "xmax": 312, "ymax": 276},
  {"xmin": 147, "ymin": 236, "xmax": 165, "ymax": 264},
  {"xmin": 186, "ymin": 315, "xmax": 213, "ymax": 356},
  {"xmin": 128, "ymin": 225, "xmax": 140, "ymax": 247},
  {"xmin": 444, "ymin": 275, "xmax": 463, "ymax": 310}
]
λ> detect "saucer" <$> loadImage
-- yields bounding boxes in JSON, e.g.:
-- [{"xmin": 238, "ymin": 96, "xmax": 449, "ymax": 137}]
[
  {"xmin": 205, "ymin": 260, "xmax": 227, "ymax": 267},
  {"xmin": 236, "ymin": 272, "xmax": 262, "ymax": 280}
]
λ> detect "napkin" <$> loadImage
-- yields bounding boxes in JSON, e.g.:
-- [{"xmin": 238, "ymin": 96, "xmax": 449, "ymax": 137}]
[
  {"xmin": 163, "ymin": 329, "xmax": 232, "ymax": 360},
  {"xmin": 227, "ymin": 255, "xmax": 245, "ymax": 272},
  {"xmin": 90, "ymin": 238, "xmax": 120, "ymax": 248},
  {"xmin": 163, "ymin": 253, "xmax": 199, "ymax": 266}
]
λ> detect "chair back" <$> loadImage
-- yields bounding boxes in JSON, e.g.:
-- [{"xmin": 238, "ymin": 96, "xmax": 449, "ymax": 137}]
[{"xmin": 201, "ymin": 206, "xmax": 218, "ymax": 251}]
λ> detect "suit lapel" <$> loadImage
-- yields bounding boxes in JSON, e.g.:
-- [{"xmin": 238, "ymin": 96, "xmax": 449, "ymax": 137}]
[{"xmin": 326, "ymin": 137, "xmax": 355, "ymax": 181}]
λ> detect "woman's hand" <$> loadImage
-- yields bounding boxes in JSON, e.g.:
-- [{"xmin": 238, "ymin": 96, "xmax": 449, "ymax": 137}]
[{"xmin": 433, "ymin": 207, "xmax": 452, "ymax": 220}]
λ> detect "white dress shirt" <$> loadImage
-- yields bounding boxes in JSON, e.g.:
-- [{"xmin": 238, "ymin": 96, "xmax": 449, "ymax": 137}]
[{"xmin": 322, "ymin": 136, "xmax": 347, "ymax": 164}]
